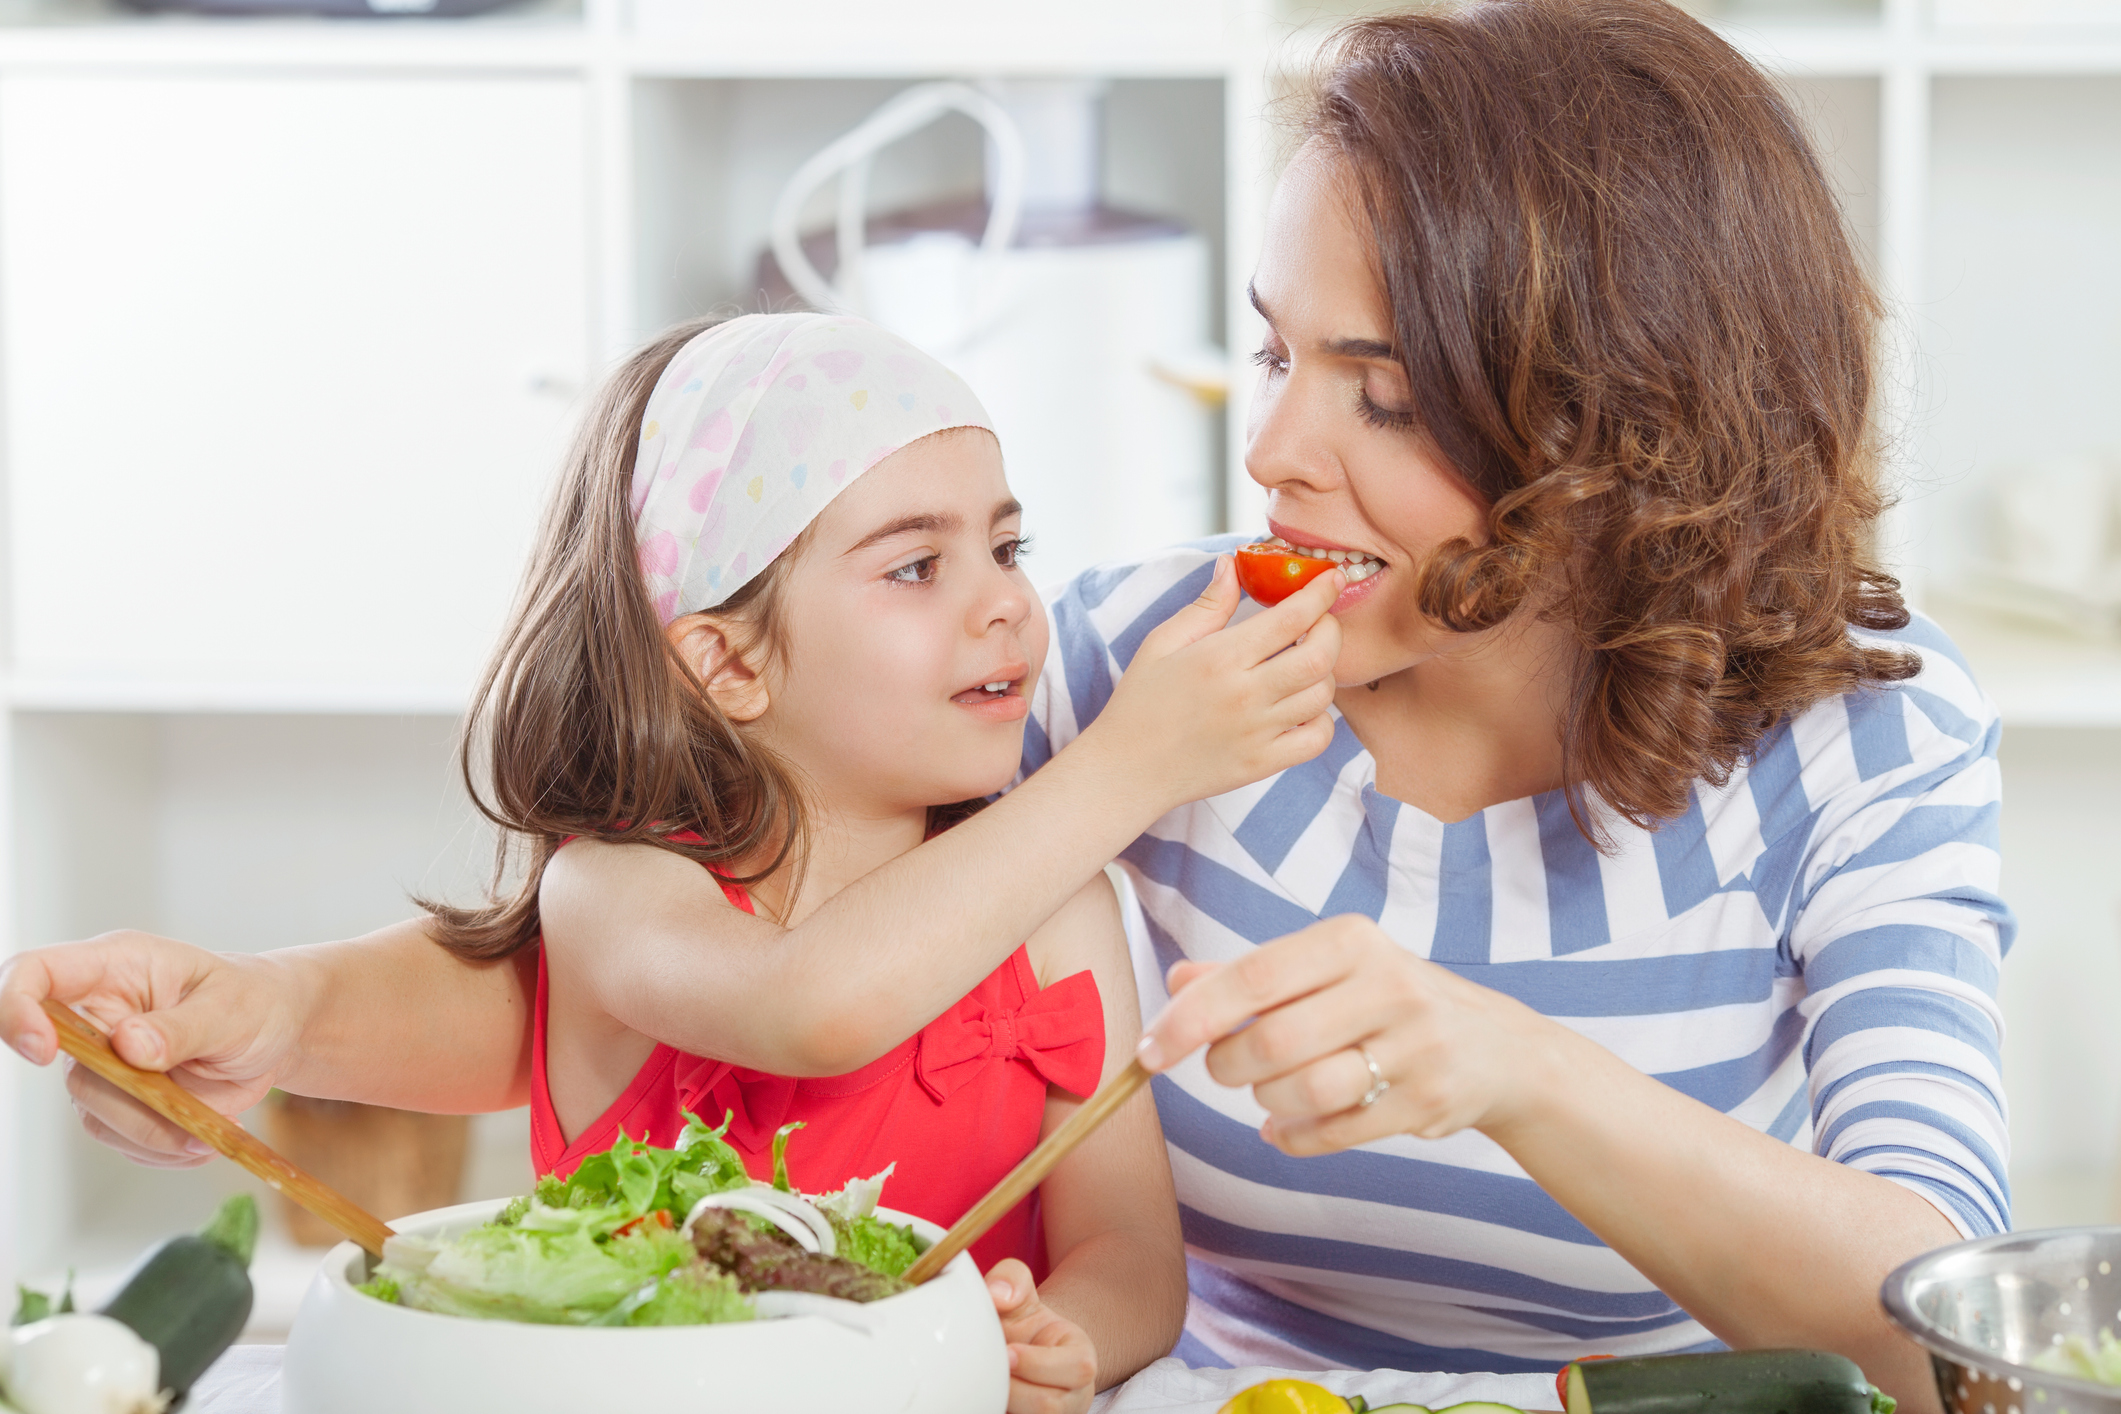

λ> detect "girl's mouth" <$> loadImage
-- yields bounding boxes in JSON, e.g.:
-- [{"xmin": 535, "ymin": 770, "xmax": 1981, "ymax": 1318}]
[{"xmin": 950, "ymin": 678, "xmax": 1028, "ymax": 721}]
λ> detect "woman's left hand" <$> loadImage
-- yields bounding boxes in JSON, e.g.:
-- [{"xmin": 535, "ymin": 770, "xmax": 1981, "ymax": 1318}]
[{"xmin": 1135, "ymin": 915, "xmax": 1559, "ymax": 1155}]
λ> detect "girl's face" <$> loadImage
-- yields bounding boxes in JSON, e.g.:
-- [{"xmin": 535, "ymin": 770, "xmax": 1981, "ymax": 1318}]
[
  {"xmin": 1245, "ymin": 140, "xmax": 1492, "ymax": 689},
  {"xmin": 754, "ymin": 429, "xmax": 1047, "ymax": 817}
]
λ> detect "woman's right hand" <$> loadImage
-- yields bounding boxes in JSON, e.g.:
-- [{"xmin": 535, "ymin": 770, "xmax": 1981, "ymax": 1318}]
[
  {"xmin": 1080, "ymin": 554, "xmax": 1344, "ymax": 809},
  {"xmin": 0, "ymin": 933, "xmax": 310, "ymax": 1167}
]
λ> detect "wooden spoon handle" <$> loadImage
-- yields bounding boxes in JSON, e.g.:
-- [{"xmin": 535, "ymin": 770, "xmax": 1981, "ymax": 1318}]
[
  {"xmin": 41, "ymin": 998, "xmax": 397, "ymax": 1257},
  {"xmin": 903, "ymin": 1058, "xmax": 1151, "ymax": 1285}
]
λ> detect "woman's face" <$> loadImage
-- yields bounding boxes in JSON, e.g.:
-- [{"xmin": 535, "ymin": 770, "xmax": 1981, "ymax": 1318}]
[
  {"xmin": 755, "ymin": 429, "xmax": 1048, "ymax": 817},
  {"xmin": 1246, "ymin": 140, "xmax": 1491, "ymax": 689}
]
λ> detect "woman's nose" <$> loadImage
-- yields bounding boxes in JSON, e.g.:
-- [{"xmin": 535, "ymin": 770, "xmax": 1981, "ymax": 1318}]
[{"xmin": 1246, "ymin": 366, "xmax": 1343, "ymax": 498}]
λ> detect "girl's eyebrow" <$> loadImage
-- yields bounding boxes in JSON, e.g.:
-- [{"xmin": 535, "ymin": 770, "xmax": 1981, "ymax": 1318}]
[
  {"xmin": 844, "ymin": 498, "xmax": 1024, "ymax": 556},
  {"xmin": 845, "ymin": 512, "xmax": 961, "ymax": 555}
]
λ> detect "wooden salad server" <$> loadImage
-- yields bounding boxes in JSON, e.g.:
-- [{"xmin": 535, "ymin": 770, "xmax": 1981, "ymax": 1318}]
[
  {"xmin": 41, "ymin": 998, "xmax": 397, "ymax": 1258},
  {"xmin": 903, "ymin": 1057, "xmax": 1151, "ymax": 1284}
]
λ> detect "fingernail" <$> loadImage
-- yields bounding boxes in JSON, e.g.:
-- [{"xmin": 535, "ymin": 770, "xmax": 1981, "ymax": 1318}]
[
  {"xmin": 987, "ymin": 1278, "xmax": 1010, "ymax": 1301},
  {"xmin": 184, "ymin": 1137, "xmax": 213, "ymax": 1157},
  {"xmin": 1008, "ymin": 1346, "xmax": 1021, "ymax": 1370},
  {"xmin": 1135, "ymin": 1035, "xmax": 1166, "ymax": 1073}
]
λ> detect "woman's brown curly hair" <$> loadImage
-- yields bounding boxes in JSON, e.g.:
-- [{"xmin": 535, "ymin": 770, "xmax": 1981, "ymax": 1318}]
[{"xmin": 1307, "ymin": 0, "xmax": 1916, "ymax": 841}]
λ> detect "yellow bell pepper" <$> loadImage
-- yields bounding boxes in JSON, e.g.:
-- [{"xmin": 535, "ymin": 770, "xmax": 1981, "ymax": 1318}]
[{"xmin": 1218, "ymin": 1379, "xmax": 1357, "ymax": 1414}]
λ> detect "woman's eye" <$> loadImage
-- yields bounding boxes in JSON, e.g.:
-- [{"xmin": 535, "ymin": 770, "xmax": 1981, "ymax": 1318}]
[
  {"xmin": 994, "ymin": 536, "xmax": 1031, "ymax": 568},
  {"xmin": 1251, "ymin": 343, "xmax": 1289, "ymax": 376},
  {"xmin": 887, "ymin": 554, "xmax": 939, "ymax": 585},
  {"xmin": 1357, "ymin": 386, "xmax": 1417, "ymax": 430}
]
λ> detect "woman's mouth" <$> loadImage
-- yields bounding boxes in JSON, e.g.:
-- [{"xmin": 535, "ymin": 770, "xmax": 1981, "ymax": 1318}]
[{"xmin": 1254, "ymin": 535, "xmax": 1385, "ymax": 583}]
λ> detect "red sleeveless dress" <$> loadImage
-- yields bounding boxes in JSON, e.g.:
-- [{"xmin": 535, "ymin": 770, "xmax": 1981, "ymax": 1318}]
[{"xmin": 528, "ymin": 870, "xmax": 1106, "ymax": 1276}]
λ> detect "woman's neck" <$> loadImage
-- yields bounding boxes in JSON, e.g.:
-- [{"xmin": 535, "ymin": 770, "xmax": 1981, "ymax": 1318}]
[
  {"xmin": 739, "ymin": 802, "xmax": 929, "ymax": 927},
  {"xmin": 1332, "ymin": 611, "xmax": 1579, "ymax": 823}
]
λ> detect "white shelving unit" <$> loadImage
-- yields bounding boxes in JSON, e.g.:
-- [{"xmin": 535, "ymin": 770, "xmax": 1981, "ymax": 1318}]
[{"xmin": 1, "ymin": 0, "xmax": 2116, "ymax": 1327}]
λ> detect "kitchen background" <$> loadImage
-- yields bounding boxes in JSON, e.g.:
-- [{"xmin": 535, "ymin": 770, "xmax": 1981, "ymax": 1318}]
[{"xmin": 0, "ymin": 0, "xmax": 2117, "ymax": 1339}]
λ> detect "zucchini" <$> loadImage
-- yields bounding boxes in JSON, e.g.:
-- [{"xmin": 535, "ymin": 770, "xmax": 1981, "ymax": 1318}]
[
  {"xmin": 99, "ymin": 1194, "xmax": 257, "ymax": 1400},
  {"xmin": 1563, "ymin": 1351, "xmax": 1895, "ymax": 1414}
]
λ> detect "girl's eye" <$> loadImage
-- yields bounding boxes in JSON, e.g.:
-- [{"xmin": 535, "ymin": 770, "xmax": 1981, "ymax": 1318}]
[
  {"xmin": 886, "ymin": 554, "xmax": 939, "ymax": 585},
  {"xmin": 994, "ymin": 535, "xmax": 1031, "ymax": 569}
]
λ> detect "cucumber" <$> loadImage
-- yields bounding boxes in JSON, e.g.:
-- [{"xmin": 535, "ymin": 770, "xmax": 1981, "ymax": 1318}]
[
  {"xmin": 1563, "ymin": 1351, "xmax": 1895, "ymax": 1414},
  {"xmin": 99, "ymin": 1194, "xmax": 257, "ymax": 1400}
]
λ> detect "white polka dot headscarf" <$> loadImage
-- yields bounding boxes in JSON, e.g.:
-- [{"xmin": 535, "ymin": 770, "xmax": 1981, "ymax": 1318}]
[{"xmin": 630, "ymin": 313, "xmax": 995, "ymax": 621}]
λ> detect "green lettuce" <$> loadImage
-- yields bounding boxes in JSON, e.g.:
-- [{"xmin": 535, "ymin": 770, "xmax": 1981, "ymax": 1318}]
[
  {"xmin": 833, "ymin": 1215, "xmax": 920, "ymax": 1277},
  {"xmin": 373, "ymin": 1210, "xmax": 748, "ymax": 1326}
]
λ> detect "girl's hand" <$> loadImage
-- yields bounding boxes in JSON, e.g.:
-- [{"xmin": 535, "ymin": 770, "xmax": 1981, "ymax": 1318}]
[
  {"xmin": 0, "ymin": 934, "xmax": 309, "ymax": 1166},
  {"xmin": 986, "ymin": 1258, "xmax": 1099, "ymax": 1414},
  {"xmin": 1136, "ymin": 915, "xmax": 1561, "ymax": 1155},
  {"xmin": 1079, "ymin": 554, "xmax": 1343, "ymax": 811}
]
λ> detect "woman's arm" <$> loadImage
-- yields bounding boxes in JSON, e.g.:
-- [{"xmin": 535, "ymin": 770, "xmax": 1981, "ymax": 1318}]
[
  {"xmin": 986, "ymin": 874, "xmax": 1186, "ymax": 1412},
  {"xmin": 0, "ymin": 918, "xmax": 534, "ymax": 1165},
  {"xmin": 1145, "ymin": 927, "xmax": 1955, "ymax": 1410},
  {"xmin": 543, "ymin": 564, "xmax": 1342, "ymax": 1077}
]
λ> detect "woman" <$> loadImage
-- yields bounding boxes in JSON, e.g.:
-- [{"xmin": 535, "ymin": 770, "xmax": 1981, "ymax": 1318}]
[
  {"xmin": 1054, "ymin": 2, "xmax": 2003, "ymax": 1399},
  {"xmin": 1, "ymin": 2, "xmax": 2002, "ymax": 1407}
]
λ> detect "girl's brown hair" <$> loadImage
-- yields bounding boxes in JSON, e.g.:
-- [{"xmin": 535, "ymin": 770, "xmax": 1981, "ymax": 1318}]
[
  {"xmin": 421, "ymin": 317, "xmax": 810, "ymax": 960},
  {"xmin": 1307, "ymin": 0, "xmax": 1915, "ymax": 839}
]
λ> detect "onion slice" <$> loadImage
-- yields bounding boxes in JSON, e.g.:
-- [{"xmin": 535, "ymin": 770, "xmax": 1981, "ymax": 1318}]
[{"xmin": 682, "ymin": 1186, "xmax": 838, "ymax": 1257}]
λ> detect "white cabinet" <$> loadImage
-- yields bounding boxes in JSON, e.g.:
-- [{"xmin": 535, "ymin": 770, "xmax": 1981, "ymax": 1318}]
[{"xmin": 0, "ymin": 73, "xmax": 589, "ymax": 705}]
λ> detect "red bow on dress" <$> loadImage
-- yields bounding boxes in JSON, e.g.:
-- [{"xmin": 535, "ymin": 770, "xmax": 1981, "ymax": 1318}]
[
  {"xmin": 673, "ymin": 968, "xmax": 1105, "ymax": 1151},
  {"xmin": 914, "ymin": 968, "xmax": 1104, "ymax": 1104}
]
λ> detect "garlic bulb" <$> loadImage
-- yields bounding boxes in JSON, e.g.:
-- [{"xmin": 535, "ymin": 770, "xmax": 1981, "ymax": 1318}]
[{"xmin": 4, "ymin": 1315, "xmax": 165, "ymax": 1414}]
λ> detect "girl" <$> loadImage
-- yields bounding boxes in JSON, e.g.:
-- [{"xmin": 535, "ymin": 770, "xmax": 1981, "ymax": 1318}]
[{"xmin": 4, "ymin": 310, "xmax": 1347, "ymax": 1414}]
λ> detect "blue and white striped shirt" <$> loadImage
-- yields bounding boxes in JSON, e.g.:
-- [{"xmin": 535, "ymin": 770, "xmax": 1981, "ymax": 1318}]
[{"xmin": 1022, "ymin": 542, "xmax": 2013, "ymax": 1376}]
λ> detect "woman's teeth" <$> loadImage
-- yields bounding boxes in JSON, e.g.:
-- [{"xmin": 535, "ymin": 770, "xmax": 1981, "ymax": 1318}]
[
  {"xmin": 982, "ymin": 682, "xmax": 1011, "ymax": 693},
  {"xmin": 1258, "ymin": 536, "xmax": 1386, "ymax": 583}
]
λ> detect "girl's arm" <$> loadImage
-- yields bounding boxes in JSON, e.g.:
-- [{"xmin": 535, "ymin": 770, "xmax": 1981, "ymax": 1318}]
[
  {"xmin": 3, "ymin": 563, "xmax": 1340, "ymax": 1153},
  {"xmin": 986, "ymin": 873, "xmax": 1185, "ymax": 1410},
  {"xmin": 542, "ymin": 563, "xmax": 1342, "ymax": 1078},
  {"xmin": 0, "ymin": 919, "xmax": 533, "ymax": 1165}
]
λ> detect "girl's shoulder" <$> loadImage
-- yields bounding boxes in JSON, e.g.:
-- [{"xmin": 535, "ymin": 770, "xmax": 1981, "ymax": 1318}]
[{"xmin": 1022, "ymin": 868, "xmax": 1126, "ymax": 990}]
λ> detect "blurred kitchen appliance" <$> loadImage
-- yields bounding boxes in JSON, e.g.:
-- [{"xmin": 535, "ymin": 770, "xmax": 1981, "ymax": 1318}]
[
  {"xmin": 121, "ymin": 0, "xmax": 515, "ymax": 15},
  {"xmin": 762, "ymin": 79, "xmax": 1222, "ymax": 591}
]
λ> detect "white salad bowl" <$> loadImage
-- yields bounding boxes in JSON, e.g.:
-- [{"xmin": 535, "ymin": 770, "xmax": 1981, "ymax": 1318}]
[{"xmin": 282, "ymin": 1198, "xmax": 1008, "ymax": 1414}]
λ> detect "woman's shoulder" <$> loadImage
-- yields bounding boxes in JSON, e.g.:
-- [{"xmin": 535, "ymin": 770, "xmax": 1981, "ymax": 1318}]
[
  {"xmin": 1710, "ymin": 611, "xmax": 2000, "ymax": 849},
  {"xmin": 1793, "ymin": 611, "xmax": 1999, "ymax": 766}
]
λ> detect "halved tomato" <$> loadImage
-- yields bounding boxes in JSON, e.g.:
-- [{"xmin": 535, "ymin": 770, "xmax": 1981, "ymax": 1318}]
[{"xmin": 1234, "ymin": 543, "xmax": 1338, "ymax": 606}]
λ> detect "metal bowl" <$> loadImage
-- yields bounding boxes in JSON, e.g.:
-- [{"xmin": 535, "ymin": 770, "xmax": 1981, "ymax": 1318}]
[{"xmin": 1883, "ymin": 1228, "xmax": 2121, "ymax": 1414}]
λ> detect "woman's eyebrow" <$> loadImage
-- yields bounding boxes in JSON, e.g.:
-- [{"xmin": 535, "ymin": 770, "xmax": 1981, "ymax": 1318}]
[
  {"xmin": 1247, "ymin": 282, "xmax": 1397, "ymax": 360},
  {"xmin": 992, "ymin": 498, "xmax": 1023, "ymax": 526},
  {"xmin": 844, "ymin": 511, "xmax": 962, "ymax": 555}
]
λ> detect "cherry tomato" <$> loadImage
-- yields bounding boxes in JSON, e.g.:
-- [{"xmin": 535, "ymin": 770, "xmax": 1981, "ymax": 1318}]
[{"xmin": 1234, "ymin": 543, "xmax": 1338, "ymax": 606}]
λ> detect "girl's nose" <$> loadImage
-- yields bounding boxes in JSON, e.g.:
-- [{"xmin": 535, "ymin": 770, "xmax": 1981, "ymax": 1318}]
[{"xmin": 972, "ymin": 558, "xmax": 1033, "ymax": 634}]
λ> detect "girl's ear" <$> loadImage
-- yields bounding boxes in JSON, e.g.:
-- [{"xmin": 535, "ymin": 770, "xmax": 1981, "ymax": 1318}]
[{"xmin": 665, "ymin": 613, "xmax": 771, "ymax": 722}]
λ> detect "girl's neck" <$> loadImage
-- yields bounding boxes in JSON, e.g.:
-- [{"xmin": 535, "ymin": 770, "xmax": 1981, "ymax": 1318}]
[
  {"xmin": 739, "ymin": 802, "xmax": 930, "ymax": 927},
  {"xmin": 1333, "ymin": 610, "xmax": 1579, "ymax": 824}
]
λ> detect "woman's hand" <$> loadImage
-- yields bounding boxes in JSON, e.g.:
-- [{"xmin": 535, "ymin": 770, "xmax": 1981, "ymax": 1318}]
[
  {"xmin": 0, "ymin": 933, "xmax": 313, "ymax": 1167},
  {"xmin": 1135, "ymin": 914, "xmax": 1558, "ymax": 1154},
  {"xmin": 1077, "ymin": 555, "xmax": 1344, "ymax": 814},
  {"xmin": 987, "ymin": 1259, "xmax": 1098, "ymax": 1414}
]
